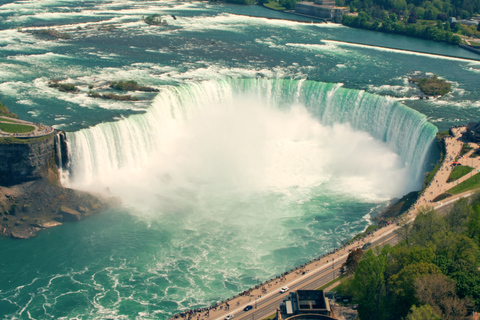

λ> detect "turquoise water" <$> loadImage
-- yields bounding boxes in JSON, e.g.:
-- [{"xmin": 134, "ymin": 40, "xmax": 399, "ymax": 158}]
[{"xmin": 0, "ymin": 1, "xmax": 478, "ymax": 319}]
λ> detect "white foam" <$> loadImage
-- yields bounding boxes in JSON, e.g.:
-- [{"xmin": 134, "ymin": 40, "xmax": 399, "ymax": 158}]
[{"xmin": 322, "ymin": 39, "xmax": 480, "ymax": 63}]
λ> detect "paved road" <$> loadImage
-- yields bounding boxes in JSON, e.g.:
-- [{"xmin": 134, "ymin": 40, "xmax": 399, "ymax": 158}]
[{"xmin": 224, "ymin": 232, "xmax": 399, "ymax": 320}]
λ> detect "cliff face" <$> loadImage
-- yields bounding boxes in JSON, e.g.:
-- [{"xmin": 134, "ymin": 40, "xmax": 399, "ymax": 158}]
[
  {"xmin": 0, "ymin": 135, "xmax": 56, "ymax": 186},
  {"xmin": 0, "ymin": 131, "xmax": 114, "ymax": 239}
]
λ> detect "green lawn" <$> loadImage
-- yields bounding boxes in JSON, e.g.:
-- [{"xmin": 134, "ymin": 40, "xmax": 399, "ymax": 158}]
[
  {"xmin": 459, "ymin": 143, "xmax": 474, "ymax": 157},
  {"xmin": 447, "ymin": 165, "xmax": 474, "ymax": 182},
  {"xmin": 447, "ymin": 171, "xmax": 480, "ymax": 195},
  {"xmin": 263, "ymin": 1, "xmax": 285, "ymax": 10},
  {"xmin": 0, "ymin": 117, "xmax": 17, "ymax": 123},
  {"xmin": 0, "ymin": 122, "xmax": 35, "ymax": 133}
]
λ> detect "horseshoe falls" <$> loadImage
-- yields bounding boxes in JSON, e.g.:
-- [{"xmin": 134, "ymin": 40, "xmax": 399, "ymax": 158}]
[
  {"xmin": 5, "ymin": 0, "xmax": 477, "ymax": 317},
  {"xmin": 66, "ymin": 78, "xmax": 437, "ymax": 199},
  {"xmin": 1, "ymin": 78, "xmax": 439, "ymax": 320}
]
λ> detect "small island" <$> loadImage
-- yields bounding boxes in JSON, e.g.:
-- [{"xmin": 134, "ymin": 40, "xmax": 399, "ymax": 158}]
[
  {"xmin": 409, "ymin": 74, "xmax": 451, "ymax": 97},
  {"xmin": 143, "ymin": 14, "xmax": 168, "ymax": 26},
  {"xmin": 31, "ymin": 28, "xmax": 71, "ymax": 40}
]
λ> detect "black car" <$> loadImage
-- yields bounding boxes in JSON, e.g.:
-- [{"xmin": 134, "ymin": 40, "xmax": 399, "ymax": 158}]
[{"xmin": 243, "ymin": 305, "xmax": 253, "ymax": 311}]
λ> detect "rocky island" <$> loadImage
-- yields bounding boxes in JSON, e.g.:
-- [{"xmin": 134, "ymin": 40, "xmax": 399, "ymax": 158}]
[{"xmin": 0, "ymin": 103, "xmax": 113, "ymax": 239}]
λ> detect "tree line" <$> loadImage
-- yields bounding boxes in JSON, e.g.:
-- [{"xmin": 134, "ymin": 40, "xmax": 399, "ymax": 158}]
[
  {"xmin": 337, "ymin": 194, "xmax": 480, "ymax": 319},
  {"xmin": 340, "ymin": 0, "xmax": 480, "ymax": 44}
]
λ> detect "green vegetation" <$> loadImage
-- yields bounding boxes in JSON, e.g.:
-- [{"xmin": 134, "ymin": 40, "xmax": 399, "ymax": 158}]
[
  {"xmin": 432, "ymin": 193, "xmax": 452, "ymax": 202},
  {"xmin": 0, "ymin": 117, "xmax": 16, "ymax": 123},
  {"xmin": 261, "ymin": 313, "xmax": 276, "ymax": 320},
  {"xmin": 318, "ymin": 274, "xmax": 346, "ymax": 290},
  {"xmin": 410, "ymin": 75, "xmax": 451, "ymax": 96},
  {"xmin": 0, "ymin": 102, "xmax": 18, "ymax": 119},
  {"xmin": 447, "ymin": 165, "xmax": 474, "ymax": 182},
  {"xmin": 339, "ymin": 0, "xmax": 480, "ymax": 45},
  {"xmin": 220, "ymin": 0, "xmax": 256, "ymax": 4},
  {"xmin": 110, "ymin": 80, "xmax": 158, "ymax": 92},
  {"xmin": 422, "ymin": 132, "xmax": 447, "ymax": 192},
  {"xmin": 32, "ymin": 29, "xmax": 71, "ymax": 40},
  {"xmin": 263, "ymin": 1, "xmax": 286, "ymax": 10},
  {"xmin": 380, "ymin": 191, "xmax": 419, "ymax": 219},
  {"xmin": 459, "ymin": 143, "xmax": 474, "ymax": 156},
  {"xmin": 48, "ymin": 80, "xmax": 79, "ymax": 93},
  {"xmin": 0, "ymin": 133, "xmax": 55, "ymax": 144},
  {"xmin": 0, "ymin": 123, "xmax": 35, "ymax": 133},
  {"xmin": 88, "ymin": 91, "xmax": 138, "ymax": 101},
  {"xmin": 346, "ymin": 225, "xmax": 380, "ymax": 244},
  {"xmin": 447, "ymin": 172, "xmax": 480, "ymax": 194},
  {"xmin": 143, "ymin": 14, "xmax": 168, "ymax": 26},
  {"xmin": 336, "ymin": 201, "xmax": 480, "ymax": 319}
]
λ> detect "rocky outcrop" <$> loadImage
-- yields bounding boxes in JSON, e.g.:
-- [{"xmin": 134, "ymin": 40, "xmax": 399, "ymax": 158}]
[
  {"xmin": 0, "ymin": 179, "xmax": 116, "ymax": 239},
  {"xmin": 0, "ymin": 130, "xmax": 116, "ymax": 239},
  {"xmin": 0, "ymin": 134, "xmax": 56, "ymax": 186}
]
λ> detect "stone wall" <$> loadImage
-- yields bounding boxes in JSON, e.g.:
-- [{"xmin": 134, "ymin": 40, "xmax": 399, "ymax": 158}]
[{"xmin": 0, "ymin": 134, "xmax": 56, "ymax": 186}]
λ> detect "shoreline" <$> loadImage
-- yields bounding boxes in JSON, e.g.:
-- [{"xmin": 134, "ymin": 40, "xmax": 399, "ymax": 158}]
[{"xmin": 170, "ymin": 125, "xmax": 477, "ymax": 320}]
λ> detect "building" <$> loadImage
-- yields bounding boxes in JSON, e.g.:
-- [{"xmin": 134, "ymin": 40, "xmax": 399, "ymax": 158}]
[
  {"xmin": 294, "ymin": 0, "xmax": 349, "ymax": 23},
  {"xmin": 466, "ymin": 122, "xmax": 480, "ymax": 142},
  {"xmin": 277, "ymin": 290, "xmax": 336, "ymax": 320}
]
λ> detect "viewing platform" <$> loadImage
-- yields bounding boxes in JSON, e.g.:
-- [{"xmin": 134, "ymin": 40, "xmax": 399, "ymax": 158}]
[{"xmin": 0, "ymin": 116, "xmax": 55, "ymax": 139}]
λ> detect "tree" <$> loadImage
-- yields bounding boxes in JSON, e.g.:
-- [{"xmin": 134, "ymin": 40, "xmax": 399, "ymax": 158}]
[
  {"xmin": 352, "ymin": 247, "xmax": 391, "ymax": 320},
  {"xmin": 396, "ymin": 215, "xmax": 413, "ymax": 247},
  {"xmin": 408, "ymin": 12, "xmax": 418, "ymax": 23},
  {"xmin": 411, "ymin": 207, "xmax": 446, "ymax": 247},
  {"xmin": 388, "ymin": 263, "xmax": 442, "ymax": 319},
  {"xmin": 415, "ymin": 274, "xmax": 471, "ymax": 320},
  {"xmin": 405, "ymin": 305, "xmax": 442, "ymax": 320},
  {"xmin": 437, "ymin": 12, "xmax": 448, "ymax": 20},
  {"xmin": 466, "ymin": 204, "xmax": 480, "ymax": 245},
  {"xmin": 445, "ymin": 198, "xmax": 470, "ymax": 234},
  {"xmin": 343, "ymin": 248, "xmax": 364, "ymax": 275}
]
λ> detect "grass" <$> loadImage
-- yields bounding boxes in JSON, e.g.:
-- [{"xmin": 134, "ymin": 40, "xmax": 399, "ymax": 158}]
[
  {"xmin": 263, "ymin": 1, "xmax": 285, "ymax": 10},
  {"xmin": 261, "ymin": 313, "xmax": 276, "ymax": 320},
  {"xmin": 0, "ymin": 117, "xmax": 17, "ymax": 123},
  {"xmin": 318, "ymin": 274, "xmax": 346, "ymax": 291},
  {"xmin": 0, "ymin": 133, "xmax": 55, "ymax": 144},
  {"xmin": 0, "ymin": 123, "xmax": 35, "ymax": 133},
  {"xmin": 459, "ymin": 143, "xmax": 474, "ymax": 157},
  {"xmin": 345, "ymin": 225, "xmax": 379, "ymax": 245},
  {"xmin": 447, "ymin": 172, "xmax": 480, "ymax": 195},
  {"xmin": 432, "ymin": 193, "xmax": 452, "ymax": 202},
  {"xmin": 447, "ymin": 165, "xmax": 474, "ymax": 182}
]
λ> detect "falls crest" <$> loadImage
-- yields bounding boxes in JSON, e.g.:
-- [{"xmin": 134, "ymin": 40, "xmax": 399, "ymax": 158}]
[{"xmin": 64, "ymin": 78, "xmax": 437, "ymax": 191}]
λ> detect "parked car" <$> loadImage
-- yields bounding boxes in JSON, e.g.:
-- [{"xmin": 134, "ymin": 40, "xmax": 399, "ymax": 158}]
[
  {"xmin": 280, "ymin": 286, "xmax": 289, "ymax": 293},
  {"xmin": 243, "ymin": 305, "xmax": 253, "ymax": 311},
  {"xmin": 362, "ymin": 242, "xmax": 371, "ymax": 250}
]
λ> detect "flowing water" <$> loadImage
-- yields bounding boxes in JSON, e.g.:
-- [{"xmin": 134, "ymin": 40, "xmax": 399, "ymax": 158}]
[{"xmin": 0, "ymin": 1, "xmax": 479, "ymax": 319}]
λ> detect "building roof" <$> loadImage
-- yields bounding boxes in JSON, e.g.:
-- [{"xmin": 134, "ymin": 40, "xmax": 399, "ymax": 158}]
[
  {"xmin": 296, "ymin": 290, "xmax": 329, "ymax": 311},
  {"xmin": 467, "ymin": 122, "xmax": 480, "ymax": 132}
]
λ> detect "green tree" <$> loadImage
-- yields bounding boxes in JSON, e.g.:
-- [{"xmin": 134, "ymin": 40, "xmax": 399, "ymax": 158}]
[
  {"xmin": 405, "ymin": 305, "xmax": 442, "ymax": 320},
  {"xmin": 411, "ymin": 207, "xmax": 446, "ymax": 247},
  {"xmin": 389, "ymin": 263, "xmax": 442, "ymax": 319},
  {"xmin": 352, "ymin": 247, "xmax": 391, "ymax": 320}
]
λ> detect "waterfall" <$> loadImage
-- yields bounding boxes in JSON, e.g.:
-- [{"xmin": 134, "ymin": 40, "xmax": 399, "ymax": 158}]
[{"xmin": 64, "ymin": 78, "xmax": 437, "ymax": 192}]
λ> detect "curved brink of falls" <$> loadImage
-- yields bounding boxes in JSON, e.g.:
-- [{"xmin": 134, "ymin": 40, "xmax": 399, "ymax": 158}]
[{"xmin": 64, "ymin": 78, "xmax": 438, "ymax": 189}]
